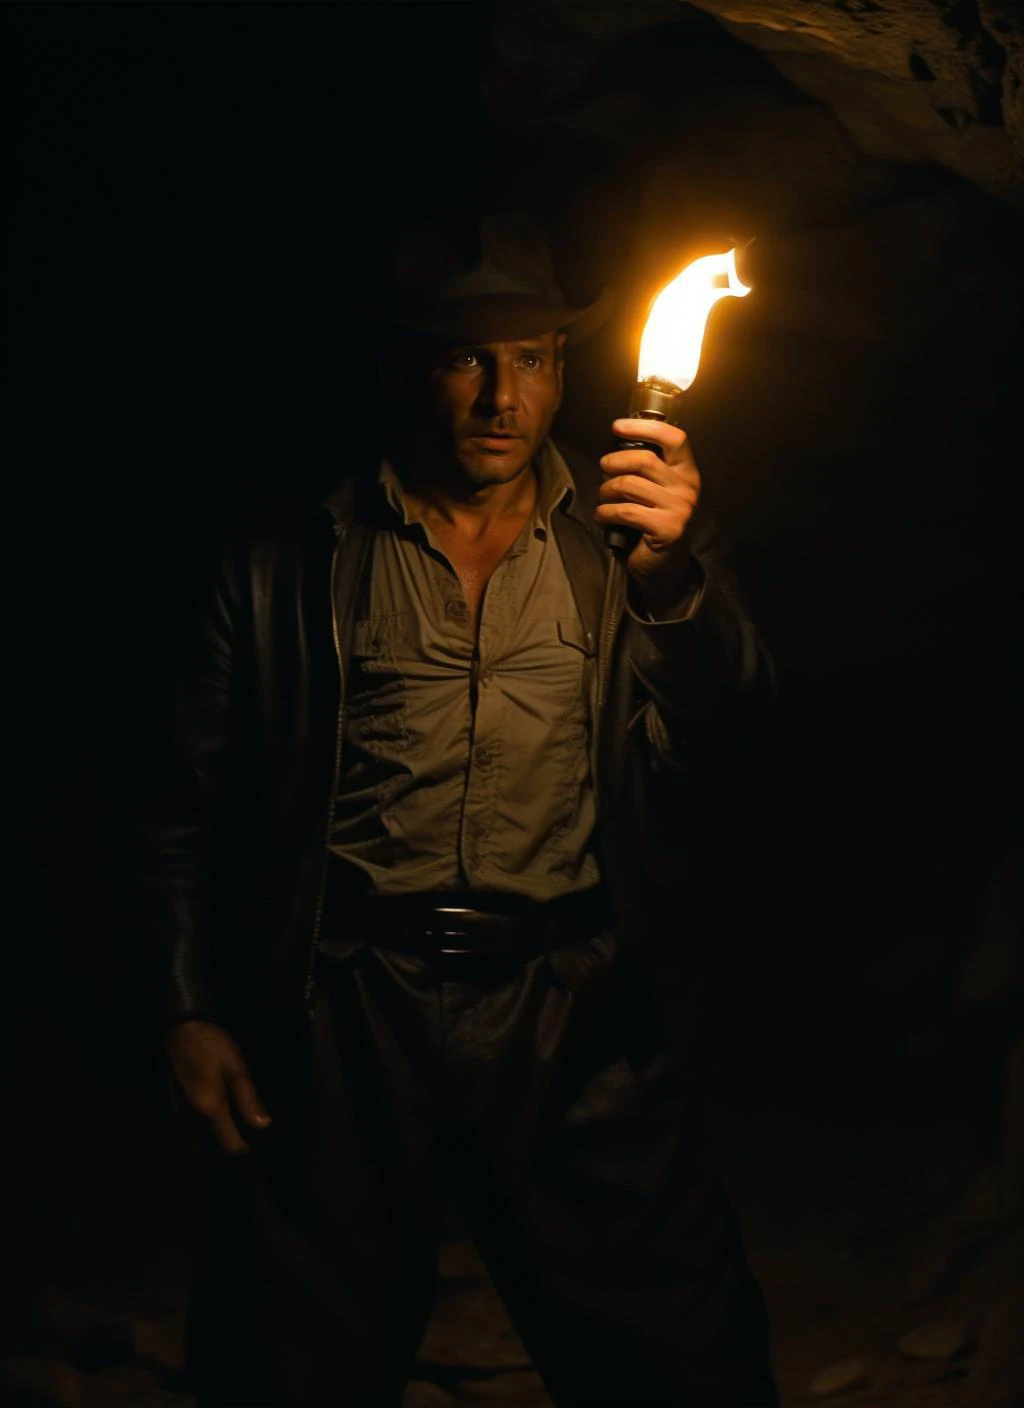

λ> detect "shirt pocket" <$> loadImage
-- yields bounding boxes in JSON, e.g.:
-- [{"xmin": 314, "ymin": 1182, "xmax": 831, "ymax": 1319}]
[
  {"xmin": 552, "ymin": 618, "xmax": 596, "ymax": 737},
  {"xmin": 351, "ymin": 612, "xmax": 408, "ymax": 658},
  {"xmin": 346, "ymin": 615, "xmax": 409, "ymax": 752}
]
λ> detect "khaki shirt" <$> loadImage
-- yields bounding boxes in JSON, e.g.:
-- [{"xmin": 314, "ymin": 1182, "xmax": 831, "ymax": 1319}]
[{"xmin": 327, "ymin": 442, "xmax": 601, "ymax": 898}]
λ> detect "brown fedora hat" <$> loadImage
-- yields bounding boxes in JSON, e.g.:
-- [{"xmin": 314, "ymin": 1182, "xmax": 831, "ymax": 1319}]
[{"xmin": 342, "ymin": 210, "xmax": 614, "ymax": 343}]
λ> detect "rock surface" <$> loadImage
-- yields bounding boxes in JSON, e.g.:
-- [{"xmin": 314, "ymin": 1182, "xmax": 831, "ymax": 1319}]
[
  {"xmin": 487, "ymin": 1, "xmax": 1024, "ymax": 209},
  {"xmin": 689, "ymin": 0, "xmax": 1023, "ymax": 206},
  {"xmin": 808, "ymin": 1355, "xmax": 874, "ymax": 1397},
  {"xmin": 898, "ymin": 1320, "xmax": 974, "ymax": 1360}
]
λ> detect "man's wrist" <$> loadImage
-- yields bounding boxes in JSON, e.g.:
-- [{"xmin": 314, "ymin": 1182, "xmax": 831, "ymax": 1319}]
[{"xmin": 630, "ymin": 553, "xmax": 705, "ymax": 622}]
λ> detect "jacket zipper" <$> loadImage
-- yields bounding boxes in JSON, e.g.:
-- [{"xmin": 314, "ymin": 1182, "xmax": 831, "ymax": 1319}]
[
  {"xmin": 590, "ymin": 549, "xmax": 627, "ymax": 796},
  {"xmin": 302, "ymin": 529, "xmax": 346, "ymax": 1013},
  {"xmin": 597, "ymin": 553, "xmax": 627, "ymax": 712}
]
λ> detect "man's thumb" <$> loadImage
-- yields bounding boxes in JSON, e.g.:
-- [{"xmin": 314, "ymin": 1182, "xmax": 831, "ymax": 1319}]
[{"xmin": 228, "ymin": 1066, "xmax": 272, "ymax": 1128}]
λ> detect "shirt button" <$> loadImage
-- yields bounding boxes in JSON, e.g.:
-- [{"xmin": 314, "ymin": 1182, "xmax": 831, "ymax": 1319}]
[{"xmin": 445, "ymin": 598, "xmax": 469, "ymax": 623}]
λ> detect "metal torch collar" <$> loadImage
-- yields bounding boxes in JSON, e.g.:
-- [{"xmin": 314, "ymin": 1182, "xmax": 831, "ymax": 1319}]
[{"xmin": 628, "ymin": 376, "xmax": 686, "ymax": 425}]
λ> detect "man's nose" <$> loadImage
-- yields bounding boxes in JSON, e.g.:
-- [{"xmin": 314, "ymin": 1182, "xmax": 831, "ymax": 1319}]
[{"xmin": 480, "ymin": 359, "xmax": 518, "ymax": 414}]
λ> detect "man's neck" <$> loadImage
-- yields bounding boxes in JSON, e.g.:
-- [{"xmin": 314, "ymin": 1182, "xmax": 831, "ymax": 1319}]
[{"xmin": 397, "ymin": 463, "xmax": 538, "ymax": 542}]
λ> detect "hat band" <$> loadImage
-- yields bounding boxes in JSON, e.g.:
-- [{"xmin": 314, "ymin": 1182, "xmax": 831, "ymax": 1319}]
[{"xmin": 427, "ymin": 267, "xmax": 564, "ymax": 305}]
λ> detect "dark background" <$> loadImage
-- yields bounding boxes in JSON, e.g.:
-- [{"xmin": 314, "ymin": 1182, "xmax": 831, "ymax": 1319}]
[{"xmin": 5, "ymin": 0, "xmax": 1022, "ymax": 1397}]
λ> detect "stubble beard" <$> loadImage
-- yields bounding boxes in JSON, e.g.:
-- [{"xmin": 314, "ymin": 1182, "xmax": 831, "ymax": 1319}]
[{"xmin": 456, "ymin": 447, "xmax": 533, "ymax": 490}]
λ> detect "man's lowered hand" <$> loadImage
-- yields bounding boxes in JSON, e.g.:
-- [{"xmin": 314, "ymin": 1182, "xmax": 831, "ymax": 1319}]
[{"xmin": 166, "ymin": 1019, "xmax": 271, "ymax": 1157}]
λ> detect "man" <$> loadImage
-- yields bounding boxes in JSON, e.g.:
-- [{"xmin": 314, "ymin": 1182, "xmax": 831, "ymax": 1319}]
[{"xmin": 141, "ymin": 211, "xmax": 779, "ymax": 1407}]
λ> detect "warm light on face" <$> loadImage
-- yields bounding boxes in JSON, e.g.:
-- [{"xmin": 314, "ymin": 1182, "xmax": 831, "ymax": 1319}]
[{"xmin": 637, "ymin": 249, "xmax": 751, "ymax": 392}]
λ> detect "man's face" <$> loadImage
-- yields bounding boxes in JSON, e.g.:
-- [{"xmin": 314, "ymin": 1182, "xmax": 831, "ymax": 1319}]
[{"xmin": 413, "ymin": 330, "xmax": 566, "ymax": 488}]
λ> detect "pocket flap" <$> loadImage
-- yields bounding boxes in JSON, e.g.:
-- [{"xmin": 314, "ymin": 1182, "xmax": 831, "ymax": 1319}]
[{"xmin": 556, "ymin": 618, "xmax": 596, "ymax": 656}]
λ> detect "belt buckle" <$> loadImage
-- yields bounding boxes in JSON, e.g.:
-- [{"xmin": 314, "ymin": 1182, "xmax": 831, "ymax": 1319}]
[
  {"xmin": 429, "ymin": 905, "xmax": 516, "ymax": 956},
  {"xmin": 427, "ymin": 904, "xmax": 476, "ymax": 956}
]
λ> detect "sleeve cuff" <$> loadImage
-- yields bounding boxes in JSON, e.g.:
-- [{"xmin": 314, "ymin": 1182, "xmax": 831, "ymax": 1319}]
[{"xmin": 625, "ymin": 555, "xmax": 707, "ymax": 625}]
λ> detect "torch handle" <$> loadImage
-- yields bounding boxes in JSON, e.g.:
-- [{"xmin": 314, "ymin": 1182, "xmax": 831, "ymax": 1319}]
[{"xmin": 603, "ymin": 436, "xmax": 665, "ymax": 555}]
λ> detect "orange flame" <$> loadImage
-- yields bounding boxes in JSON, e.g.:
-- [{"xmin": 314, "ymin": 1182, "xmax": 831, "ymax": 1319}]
[{"xmin": 637, "ymin": 248, "xmax": 751, "ymax": 392}]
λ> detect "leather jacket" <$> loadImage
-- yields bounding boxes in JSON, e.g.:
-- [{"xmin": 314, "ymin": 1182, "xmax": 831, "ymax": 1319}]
[{"xmin": 136, "ymin": 445, "xmax": 773, "ymax": 1031}]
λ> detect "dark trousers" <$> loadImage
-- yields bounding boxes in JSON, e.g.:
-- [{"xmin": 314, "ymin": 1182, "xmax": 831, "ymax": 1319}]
[{"xmin": 187, "ymin": 929, "xmax": 779, "ymax": 1407}]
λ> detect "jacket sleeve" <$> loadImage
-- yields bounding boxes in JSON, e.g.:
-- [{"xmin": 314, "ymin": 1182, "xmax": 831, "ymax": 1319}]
[
  {"xmin": 621, "ymin": 508, "xmax": 776, "ymax": 773},
  {"xmin": 130, "ymin": 537, "xmax": 242, "ymax": 1027}
]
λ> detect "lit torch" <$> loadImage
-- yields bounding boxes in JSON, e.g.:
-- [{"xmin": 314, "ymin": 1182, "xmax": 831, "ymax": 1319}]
[{"xmin": 605, "ymin": 246, "xmax": 752, "ymax": 554}]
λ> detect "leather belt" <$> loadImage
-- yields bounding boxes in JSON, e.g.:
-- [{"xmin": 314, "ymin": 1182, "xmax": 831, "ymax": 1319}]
[{"xmin": 324, "ymin": 885, "xmax": 611, "ymax": 959}]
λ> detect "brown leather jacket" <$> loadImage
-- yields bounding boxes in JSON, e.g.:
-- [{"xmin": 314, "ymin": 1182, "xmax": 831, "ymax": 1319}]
[{"xmin": 136, "ymin": 445, "xmax": 774, "ymax": 1031}]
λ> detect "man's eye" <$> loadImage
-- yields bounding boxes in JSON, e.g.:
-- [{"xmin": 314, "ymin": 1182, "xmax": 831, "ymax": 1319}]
[
  {"xmin": 518, "ymin": 353, "xmax": 542, "ymax": 370},
  {"xmin": 452, "ymin": 351, "xmax": 479, "ymax": 369}
]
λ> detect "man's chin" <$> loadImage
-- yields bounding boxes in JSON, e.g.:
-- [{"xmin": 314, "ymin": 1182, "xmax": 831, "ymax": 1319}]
[{"xmin": 458, "ymin": 443, "xmax": 533, "ymax": 485}]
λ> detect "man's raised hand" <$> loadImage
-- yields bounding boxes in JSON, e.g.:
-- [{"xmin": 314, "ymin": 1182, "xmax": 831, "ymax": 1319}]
[{"xmin": 596, "ymin": 417, "xmax": 701, "ymax": 605}]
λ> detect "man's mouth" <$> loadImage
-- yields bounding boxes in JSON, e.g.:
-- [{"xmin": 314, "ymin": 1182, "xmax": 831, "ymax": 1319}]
[{"xmin": 470, "ymin": 432, "xmax": 522, "ymax": 450}]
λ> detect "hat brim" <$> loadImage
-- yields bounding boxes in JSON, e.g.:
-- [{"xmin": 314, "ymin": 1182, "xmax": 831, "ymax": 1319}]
[{"xmin": 333, "ymin": 286, "xmax": 615, "ymax": 344}]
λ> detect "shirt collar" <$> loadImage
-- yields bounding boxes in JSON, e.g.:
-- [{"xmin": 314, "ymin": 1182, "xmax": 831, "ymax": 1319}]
[
  {"xmin": 378, "ymin": 460, "xmax": 418, "ymax": 527},
  {"xmin": 534, "ymin": 440, "xmax": 575, "ymax": 532}
]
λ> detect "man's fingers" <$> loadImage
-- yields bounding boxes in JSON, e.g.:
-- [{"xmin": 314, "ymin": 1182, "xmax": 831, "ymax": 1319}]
[
  {"xmin": 165, "ymin": 1023, "xmax": 266, "ymax": 1156},
  {"xmin": 599, "ymin": 474, "xmax": 698, "ymax": 509},
  {"xmin": 226, "ymin": 1066, "xmax": 272, "ymax": 1129},
  {"xmin": 179, "ymin": 1081, "xmax": 251, "ymax": 1156},
  {"xmin": 600, "ymin": 449, "xmax": 700, "ymax": 501},
  {"xmin": 600, "ymin": 448, "xmax": 674, "ymax": 482},
  {"xmin": 595, "ymin": 502, "xmax": 682, "ymax": 541},
  {"xmin": 612, "ymin": 418, "xmax": 687, "ymax": 453},
  {"xmin": 600, "ymin": 474, "xmax": 666, "ymax": 508},
  {"xmin": 207, "ymin": 1102, "xmax": 251, "ymax": 1157}
]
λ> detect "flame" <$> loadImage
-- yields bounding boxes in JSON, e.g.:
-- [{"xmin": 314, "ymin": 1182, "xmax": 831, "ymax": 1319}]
[{"xmin": 637, "ymin": 248, "xmax": 751, "ymax": 392}]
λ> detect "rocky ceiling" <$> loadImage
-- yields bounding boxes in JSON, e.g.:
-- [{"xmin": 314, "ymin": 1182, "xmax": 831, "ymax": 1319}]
[
  {"xmin": 485, "ymin": 0, "xmax": 1023, "ymax": 211},
  {"xmin": 693, "ymin": 0, "xmax": 1023, "ymax": 207}
]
